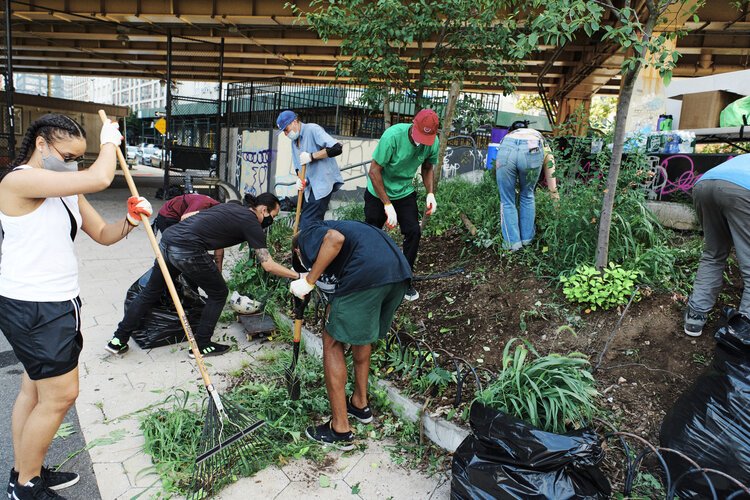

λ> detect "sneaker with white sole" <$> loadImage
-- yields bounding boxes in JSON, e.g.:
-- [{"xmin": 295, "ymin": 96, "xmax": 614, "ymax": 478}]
[
  {"xmin": 104, "ymin": 337, "xmax": 129, "ymax": 355},
  {"xmin": 684, "ymin": 307, "xmax": 708, "ymax": 337},
  {"xmin": 403, "ymin": 286, "xmax": 419, "ymax": 302},
  {"xmin": 305, "ymin": 421, "xmax": 355, "ymax": 451},
  {"xmin": 11, "ymin": 476, "xmax": 65, "ymax": 500},
  {"xmin": 188, "ymin": 342, "xmax": 231, "ymax": 359},
  {"xmin": 346, "ymin": 396, "xmax": 373, "ymax": 424},
  {"xmin": 8, "ymin": 467, "xmax": 79, "ymax": 498}
]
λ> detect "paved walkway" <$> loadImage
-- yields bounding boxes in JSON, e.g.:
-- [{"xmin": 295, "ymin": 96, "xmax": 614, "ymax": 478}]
[{"xmin": 73, "ymin": 175, "xmax": 449, "ymax": 499}]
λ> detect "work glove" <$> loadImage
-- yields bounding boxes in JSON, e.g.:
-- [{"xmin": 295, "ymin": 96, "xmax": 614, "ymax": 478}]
[
  {"xmin": 299, "ymin": 151, "xmax": 313, "ymax": 165},
  {"xmin": 100, "ymin": 120, "xmax": 123, "ymax": 147},
  {"xmin": 126, "ymin": 196, "xmax": 153, "ymax": 226},
  {"xmin": 290, "ymin": 274, "xmax": 315, "ymax": 299},
  {"xmin": 295, "ymin": 177, "xmax": 307, "ymax": 191},
  {"xmin": 384, "ymin": 203, "xmax": 398, "ymax": 229},
  {"xmin": 426, "ymin": 193, "xmax": 437, "ymax": 215}
]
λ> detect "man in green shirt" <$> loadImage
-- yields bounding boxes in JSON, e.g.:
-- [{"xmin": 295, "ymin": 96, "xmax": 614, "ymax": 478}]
[{"xmin": 365, "ymin": 109, "xmax": 439, "ymax": 301}]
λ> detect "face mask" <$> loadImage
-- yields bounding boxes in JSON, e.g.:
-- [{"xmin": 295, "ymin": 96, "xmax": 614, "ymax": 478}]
[
  {"xmin": 261, "ymin": 214, "xmax": 274, "ymax": 229},
  {"xmin": 287, "ymin": 129, "xmax": 299, "ymax": 141},
  {"xmin": 43, "ymin": 146, "xmax": 78, "ymax": 172},
  {"xmin": 410, "ymin": 131, "xmax": 423, "ymax": 147}
]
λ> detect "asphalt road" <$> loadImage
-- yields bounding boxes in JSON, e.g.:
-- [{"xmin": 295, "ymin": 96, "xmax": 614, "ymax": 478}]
[{"xmin": 0, "ymin": 333, "xmax": 101, "ymax": 499}]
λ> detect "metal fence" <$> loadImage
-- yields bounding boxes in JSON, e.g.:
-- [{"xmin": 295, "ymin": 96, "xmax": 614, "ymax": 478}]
[{"xmin": 1, "ymin": 0, "xmax": 16, "ymax": 168}]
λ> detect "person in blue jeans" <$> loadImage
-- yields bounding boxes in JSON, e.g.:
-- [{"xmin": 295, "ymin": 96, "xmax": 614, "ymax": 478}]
[
  {"xmin": 276, "ymin": 110, "xmax": 344, "ymax": 230},
  {"xmin": 495, "ymin": 121, "xmax": 559, "ymax": 251}
]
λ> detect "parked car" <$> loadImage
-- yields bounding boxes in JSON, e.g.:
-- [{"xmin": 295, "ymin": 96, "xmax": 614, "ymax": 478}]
[
  {"xmin": 135, "ymin": 144, "xmax": 157, "ymax": 165},
  {"xmin": 126, "ymin": 145, "xmax": 138, "ymax": 165},
  {"xmin": 149, "ymin": 147, "xmax": 165, "ymax": 168}
]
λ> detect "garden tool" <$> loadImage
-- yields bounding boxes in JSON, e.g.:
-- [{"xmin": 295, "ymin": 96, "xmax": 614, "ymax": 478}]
[
  {"xmin": 285, "ymin": 152, "xmax": 309, "ymax": 400},
  {"xmin": 98, "ymin": 110, "xmax": 266, "ymax": 499}
]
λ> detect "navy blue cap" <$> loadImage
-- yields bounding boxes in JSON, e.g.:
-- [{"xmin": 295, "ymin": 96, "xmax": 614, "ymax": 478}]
[{"xmin": 276, "ymin": 110, "xmax": 297, "ymax": 131}]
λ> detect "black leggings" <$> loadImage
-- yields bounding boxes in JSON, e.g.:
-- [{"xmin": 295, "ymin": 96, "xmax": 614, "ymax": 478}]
[{"xmin": 363, "ymin": 190, "xmax": 420, "ymax": 270}]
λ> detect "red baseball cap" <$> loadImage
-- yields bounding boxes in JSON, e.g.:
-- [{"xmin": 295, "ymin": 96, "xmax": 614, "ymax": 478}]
[{"xmin": 412, "ymin": 109, "xmax": 439, "ymax": 146}]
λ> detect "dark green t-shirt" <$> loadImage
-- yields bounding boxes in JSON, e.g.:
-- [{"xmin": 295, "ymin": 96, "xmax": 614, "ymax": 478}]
[{"xmin": 367, "ymin": 123, "xmax": 440, "ymax": 200}]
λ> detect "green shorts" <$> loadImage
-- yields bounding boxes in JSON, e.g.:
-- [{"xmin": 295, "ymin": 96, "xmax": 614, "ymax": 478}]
[{"xmin": 326, "ymin": 281, "xmax": 408, "ymax": 345}]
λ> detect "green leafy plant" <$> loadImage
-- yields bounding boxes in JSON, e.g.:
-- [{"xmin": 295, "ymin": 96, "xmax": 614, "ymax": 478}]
[
  {"xmin": 560, "ymin": 263, "xmax": 641, "ymax": 311},
  {"xmin": 475, "ymin": 338, "xmax": 599, "ymax": 433}
]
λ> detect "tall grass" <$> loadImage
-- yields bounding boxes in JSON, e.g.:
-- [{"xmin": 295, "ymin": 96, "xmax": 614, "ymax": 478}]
[{"xmin": 475, "ymin": 338, "xmax": 599, "ymax": 433}]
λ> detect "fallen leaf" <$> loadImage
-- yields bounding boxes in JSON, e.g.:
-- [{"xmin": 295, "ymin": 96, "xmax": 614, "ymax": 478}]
[{"xmin": 319, "ymin": 475, "xmax": 331, "ymax": 488}]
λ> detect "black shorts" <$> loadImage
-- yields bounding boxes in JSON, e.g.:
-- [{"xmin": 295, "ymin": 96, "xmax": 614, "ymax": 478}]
[{"xmin": 0, "ymin": 295, "xmax": 83, "ymax": 380}]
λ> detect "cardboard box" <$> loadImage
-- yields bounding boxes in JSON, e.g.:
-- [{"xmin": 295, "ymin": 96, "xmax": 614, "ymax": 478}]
[{"xmin": 677, "ymin": 90, "xmax": 745, "ymax": 129}]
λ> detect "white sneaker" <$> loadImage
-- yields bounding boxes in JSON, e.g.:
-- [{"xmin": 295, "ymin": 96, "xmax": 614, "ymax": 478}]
[{"xmin": 230, "ymin": 291, "xmax": 262, "ymax": 314}]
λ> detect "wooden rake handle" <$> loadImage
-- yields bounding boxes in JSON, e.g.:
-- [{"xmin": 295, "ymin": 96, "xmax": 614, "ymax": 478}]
[
  {"xmin": 98, "ymin": 110, "xmax": 215, "ymax": 390},
  {"xmin": 292, "ymin": 162, "xmax": 307, "ymax": 237}
]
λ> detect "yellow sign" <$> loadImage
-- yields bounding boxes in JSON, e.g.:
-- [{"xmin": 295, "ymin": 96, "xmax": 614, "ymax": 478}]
[{"xmin": 154, "ymin": 118, "xmax": 167, "ymax": 135}]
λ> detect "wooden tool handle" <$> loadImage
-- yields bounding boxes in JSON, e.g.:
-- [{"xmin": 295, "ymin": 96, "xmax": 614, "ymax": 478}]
[
  {"xmin": 98, "ymin": 110, "xmax": 214, "ymax": 389},
  {"xmin": 292, "ymin": 162, "xmax": 307, "ymax": 236}
]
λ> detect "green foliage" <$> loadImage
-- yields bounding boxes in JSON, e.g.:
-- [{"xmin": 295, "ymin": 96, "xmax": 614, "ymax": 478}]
[
  {"xmin": 333, "ymin": 201, "xmax": 365, "ymax": 222},
  {"xmin": 560, "ymin": 263, "xmax": 641, "ymax": 311},
  {"xmin": 475, "ymin": 339, "xmax": 599, "ymax": 433}
]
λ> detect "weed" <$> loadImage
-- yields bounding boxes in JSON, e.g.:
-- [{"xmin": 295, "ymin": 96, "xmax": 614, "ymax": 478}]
[
  {"xmin": 475, "ymin": 338, "xmax": 599, "ymax": 433},
  {"xmin": 560, "ymin": 263, "xmax": 641, "ymax": 311},
  {"xmin": 692, "ymin": 352, "xmax": 710, "ymax": 367}
]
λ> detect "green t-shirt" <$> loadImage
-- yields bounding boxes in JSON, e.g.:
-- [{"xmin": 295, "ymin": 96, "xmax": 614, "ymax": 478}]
[{"xmin": 367, "ymin": 123, "xmax": 440, "ymax": 200}]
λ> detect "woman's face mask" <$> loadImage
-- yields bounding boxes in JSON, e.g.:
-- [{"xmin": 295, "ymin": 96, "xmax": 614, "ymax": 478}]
[{"xmin": 43, "ymin": 144, "xmax": 78, "ymax": 172}]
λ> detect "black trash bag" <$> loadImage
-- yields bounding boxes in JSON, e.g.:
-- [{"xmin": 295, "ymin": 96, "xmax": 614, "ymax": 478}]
[
  {"xmin": 124, "ymin": 268, "xmax": 205, "ymax": 349},
  {"xmin": 451, "ymin": 402, "xmax": 611, "ymax": 500},
  {"xmin": 659, "ymin": 309, "xmax": 750, "ymax": 499},
  {"xmin": 155, "ymin": 184, "xmax": 185, "ymax": 200}
]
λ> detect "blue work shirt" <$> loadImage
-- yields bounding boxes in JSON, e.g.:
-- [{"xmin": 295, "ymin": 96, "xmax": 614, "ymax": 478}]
[
  {"xmin": 291, "ymin": 123, "xmax": 345, "ymax": 201},
  {"xmin": 296, "ymin": 220, "xmax": 412, "ymax": 297},
  {"xmin": 697, "ymin": 154, "xmax": 750, "ymax": 190}
]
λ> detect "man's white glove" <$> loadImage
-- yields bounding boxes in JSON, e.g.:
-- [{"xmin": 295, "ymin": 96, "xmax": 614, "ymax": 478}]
[
  {"xmin": 100, "ymin": 120, "xmax": 123, "ymax": 147},
  {"xmin": 290, "ymin": 275, "xmax": 315, "ymax": 299},
  {"xmin": 299, "ymin": 151, "xmax": 313, "ymax": 165},
  {"xmin": 384, "ymin": 203, "xmax": 398, "ymax": 229},
  {"xmin": 295, "ymin": 177, "xmax": 307, "ymax": 191},
  {"xmin": 426, "ymin": 193, "xmax": 437, "ymax": 215}
]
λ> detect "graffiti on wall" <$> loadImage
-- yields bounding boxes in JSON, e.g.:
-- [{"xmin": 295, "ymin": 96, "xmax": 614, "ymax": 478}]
[
  {"xmin": 643, "ymin": 154, "xmax": 735, "ymax": 200},
  {"xmin": 442, "ymin": 146, "xmax": 486, "ymax": 179},
  {"xmin": 238, "ymin": 129, "xmax": 272, "ymax": 196}
]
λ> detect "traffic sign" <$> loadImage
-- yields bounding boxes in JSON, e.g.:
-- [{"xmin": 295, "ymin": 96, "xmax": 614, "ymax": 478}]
[{"xmin": 154, "ymin": 117, "xmax": 167, "ymax": 135}]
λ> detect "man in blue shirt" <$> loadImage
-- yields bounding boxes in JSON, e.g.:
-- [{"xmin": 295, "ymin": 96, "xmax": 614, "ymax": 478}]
[
  {"xmin": 684, "ymin": 154, "xmax": 750, "ymax": 336},
  {"xmin": 276, "ymin": 110, "xmax": 344, "ymax": 229},
  {"xmin": 289, "ymin": 220, "xmax": 411, "ymax": 449}
]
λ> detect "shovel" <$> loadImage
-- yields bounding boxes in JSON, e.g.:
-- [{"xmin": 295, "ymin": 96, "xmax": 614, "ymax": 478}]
[{"xmin": 285, "ymin": 155, "xmax": 308, "ymax": 400}]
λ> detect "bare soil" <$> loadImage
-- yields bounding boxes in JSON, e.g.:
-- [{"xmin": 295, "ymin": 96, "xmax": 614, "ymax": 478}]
[{"xmin": 391, "ymin": 228, "xmax": 742, "ymax": 444}]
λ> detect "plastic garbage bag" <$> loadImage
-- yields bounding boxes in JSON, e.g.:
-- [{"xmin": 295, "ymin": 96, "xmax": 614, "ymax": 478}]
[
  {"xmin": 720, "ymin": 95, "xmax": 750, "ymax": 127},
  {"xmin": 659, "ymin": 309, "xmax": 750, "ymax": 498},
  {"xmin": 451, "ymin": 402, "xmax": 611, "ymax": 500},
  {"xmin": 124, "ymin": 268, "xmax": 205, "ymax": 349}
]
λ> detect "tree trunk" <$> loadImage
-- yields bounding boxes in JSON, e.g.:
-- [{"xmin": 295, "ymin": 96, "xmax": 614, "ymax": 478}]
[
  {"xmin": 594, "ymin": 67, "xmax": 639, "ymax": 270},
  {"xmin": 434, "ymin": 79, "xmax": 462, "ymax": 185},
  {"xmin": 595, "ymin": 14, "xmax": 658, "ymax": 269},
  {"xmin": 383, "ymin": 89, "xmax": 392, "ymax": 129}
]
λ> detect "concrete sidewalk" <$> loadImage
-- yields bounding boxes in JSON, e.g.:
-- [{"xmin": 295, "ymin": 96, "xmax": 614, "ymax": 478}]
[{"xmin": 73, "ymin": 177, "xmax": 450, "ymax": 499}]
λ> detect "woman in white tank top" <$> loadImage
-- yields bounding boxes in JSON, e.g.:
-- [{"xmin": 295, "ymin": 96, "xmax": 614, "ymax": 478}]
[{"xmin": 0, "ymin": 114, "xmax": 153, "ymax": 499}]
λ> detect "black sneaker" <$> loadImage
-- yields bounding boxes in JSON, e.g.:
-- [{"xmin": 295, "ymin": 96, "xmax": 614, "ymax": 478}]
[
  {"xmin": 8, "ymin": 468, "xmax": 78, "ymax": 498},
  {"xmin": 11, "ymin": 476, "xmax": 65, "ymax": 499},
  {"xmin": 404, "ymin": 286, "xmax": 419, "ymax": 302},
  {"xmin": 305, "ymin": 421, "xmax": 355, "ymax": 451},
  {"xmin": 188, "ymin": 342, "xmax": 231, "ymax": 359},
  {"xmin": 684, "ymin": 307, "xmax": 708, "ymax": 337},
  {"xmin": 104, "ymin": 337, "xmax": 129, "ymax": 355},
  {"xmin": 347, "ymin": 396, "xmax": 373, "ymax": 424}
]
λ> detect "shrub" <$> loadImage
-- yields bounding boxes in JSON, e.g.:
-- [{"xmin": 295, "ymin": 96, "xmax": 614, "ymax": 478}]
[
  {"xmin": 560, "ymin": 263, "xmax": 641, "ymax": 311},
  {"xmin": 475, "ymin": 338, "xmax": 598, "ymax": 433}
]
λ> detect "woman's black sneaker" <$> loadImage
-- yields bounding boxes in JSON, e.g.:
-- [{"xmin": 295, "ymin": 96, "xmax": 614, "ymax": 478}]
[
  {"xmin": 305, "ymin": 421, "xmax": 355, "ymax": 451},
  {"xmin": 8, "ymin": 468, "xmax": 78, "ymax": 498},
  {"xmin": 347, "ymin": 396, "xmax": 373, "ymax": 424},
  {"xmin": 11, "ymin": 476, "xmax": 65, "ymax": 499},
  {"xmin": 188, "ymin": 342, "xmax": 231, "ymax": 358}
]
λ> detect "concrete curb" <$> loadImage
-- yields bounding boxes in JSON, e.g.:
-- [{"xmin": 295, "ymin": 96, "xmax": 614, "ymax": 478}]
[{"xmin": 277, "ymin": 314, "xmax": 470, "ymax": 453}]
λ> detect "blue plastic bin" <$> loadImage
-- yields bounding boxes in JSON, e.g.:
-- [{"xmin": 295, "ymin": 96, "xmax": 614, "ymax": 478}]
[{"xmin": 486, "ymin": 143, "xmax": 500, "ymax": 170}]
